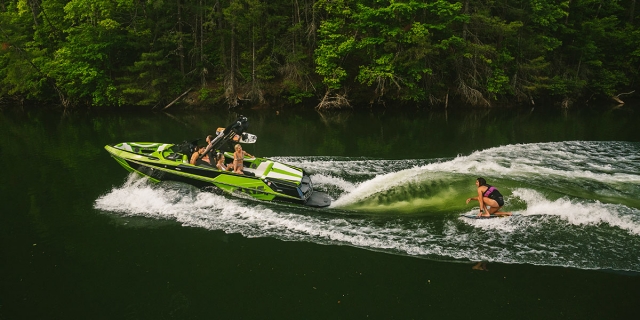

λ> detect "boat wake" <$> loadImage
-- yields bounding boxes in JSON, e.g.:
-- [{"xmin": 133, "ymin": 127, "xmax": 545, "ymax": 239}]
[{"xmin": 95, "ymin": 141, "xmax": 640, "ymax": 272}]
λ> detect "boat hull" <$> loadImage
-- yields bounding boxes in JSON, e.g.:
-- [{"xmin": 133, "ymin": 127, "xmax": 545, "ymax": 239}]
[{"xmin": 105, "ymin": 143, "xmax": 330, "ymax": 207}]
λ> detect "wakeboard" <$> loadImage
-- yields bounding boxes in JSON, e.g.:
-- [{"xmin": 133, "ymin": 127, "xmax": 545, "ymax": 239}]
[
  {"xmin": 461, "ymin": 212, "xmax": 521, "ymax": 219},
  {"xmin": 216, "ymin": 127, "xmax": 257, "ymax": 144}
]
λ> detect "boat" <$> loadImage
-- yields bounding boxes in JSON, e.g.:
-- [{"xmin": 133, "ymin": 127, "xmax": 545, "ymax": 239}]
[{"xmin": 104, "ymin": 116, "xmax": 332, "ymax": 207}]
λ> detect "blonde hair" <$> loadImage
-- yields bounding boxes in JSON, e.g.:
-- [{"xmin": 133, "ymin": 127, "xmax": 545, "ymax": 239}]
[{"xmin": 234, "ymin": 144, "xmax": 241, "ymax": 150}]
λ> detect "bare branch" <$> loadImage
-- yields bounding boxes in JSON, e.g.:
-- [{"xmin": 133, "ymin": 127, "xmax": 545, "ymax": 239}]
[
  {"xmin": 316, "ymin": 90, "xmax": 351, "ymax": 110},
  {"xmin": 612, "ymin": 90, "xmax": 635, "ymax": 105}
]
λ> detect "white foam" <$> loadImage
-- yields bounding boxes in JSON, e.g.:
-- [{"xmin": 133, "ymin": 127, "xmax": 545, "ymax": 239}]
[
  {"xmin": 95, "ymin": 179, "xmax": 640, "ymax": 271},
  {"xmin": 321, "ymin": 142, "xmax": 640, "ymax": 210},
  {"xmin": 459, "ymin": 142, "xmax": 640, "ymax": 184},
  {"xmin": 458, "ymin": 188, "xmax": 640, "ymax": 236},
  {"xmin": 511, "ymin": 188, "xmax": 640, "ymax": 235},
  {"xmin": 309, "ymin": 174, "xmax": 357, "ymax": 192},
  {"xmin": 95, "ymin": 141, "xmax": 640, "ymax": 271}
]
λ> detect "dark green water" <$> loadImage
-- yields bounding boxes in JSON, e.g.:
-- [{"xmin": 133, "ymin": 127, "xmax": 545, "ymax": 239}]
[{"xmin": 2, "ymin": 106, "xmax": 640, "ymax": 319}]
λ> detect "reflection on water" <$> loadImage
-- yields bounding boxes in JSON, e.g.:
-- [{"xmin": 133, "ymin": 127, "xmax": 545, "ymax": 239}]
[{"xmin": 472, "ymin": 261, "xmax": 489, "ymax": 271}]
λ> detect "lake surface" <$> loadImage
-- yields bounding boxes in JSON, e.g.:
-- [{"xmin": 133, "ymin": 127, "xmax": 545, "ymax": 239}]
[{"xmin": 1, "ymin": 106, "xmax": 640, "ymax": 319}]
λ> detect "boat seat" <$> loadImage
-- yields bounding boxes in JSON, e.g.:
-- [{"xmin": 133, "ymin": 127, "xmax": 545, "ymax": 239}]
[
  {"xmin": 251, "ymin": 161, "xmax": 273, "ymax": 177},
  {"xmin": 243, "ymin": 167, "xmax": 255, "ymax": 174},
  {"xmin": 264, "ymin": 162, "xmax": 303, "ymax": 181},
  {"xmin": 165, "ymin": 153, "xmax": 182, "ymax": 161}
]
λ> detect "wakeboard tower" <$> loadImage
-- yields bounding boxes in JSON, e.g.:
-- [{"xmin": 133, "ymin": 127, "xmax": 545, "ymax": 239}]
[{"xmin": 104, "ymin": 116, "xmax": 331, "ymax": 207}]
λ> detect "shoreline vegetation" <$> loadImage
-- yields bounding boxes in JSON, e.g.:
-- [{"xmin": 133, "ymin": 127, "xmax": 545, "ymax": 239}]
[{"xmin": 1, "ymin": 1, "xmax": 638, "ymax": 111}]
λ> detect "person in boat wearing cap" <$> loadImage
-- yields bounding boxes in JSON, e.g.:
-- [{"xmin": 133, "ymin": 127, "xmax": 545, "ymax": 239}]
[
  {"xmin": 190, "ymin": 146, "xmax": 212, "ymax": 167},
  {"xmin": 465, "ymin": 177, "xmax": 512, "ymax": 217}
]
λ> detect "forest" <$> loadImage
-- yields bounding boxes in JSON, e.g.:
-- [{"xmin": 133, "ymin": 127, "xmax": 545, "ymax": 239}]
[{"xmin": 1, "ymin": 0, "xmax": 639, "ymax": 110}]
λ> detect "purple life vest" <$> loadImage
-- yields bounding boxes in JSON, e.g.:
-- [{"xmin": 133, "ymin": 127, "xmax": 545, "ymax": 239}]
[{"xmin": 483, "ymin": 186, "xmax": 497, "ymax": 197}]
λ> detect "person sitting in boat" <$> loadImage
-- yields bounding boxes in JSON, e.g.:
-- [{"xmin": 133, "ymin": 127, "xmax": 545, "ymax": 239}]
[
  {"xmin": 233, "ymin": 144, "xmax": 253, "ymax": 174},
  {"xmin": 201, "ymin": 134, "xmax": 216, "ymax": 158},
  {"xmin": 465, "ymin": 177, "xmax": 512, "ymax": 217},
  {"xmin": 190, "ymin": 146, "xmax": 212, "ymax": 167},
  {"xmin": 215, "ymin": 152, "xmax": 233, "ymax": 171}
]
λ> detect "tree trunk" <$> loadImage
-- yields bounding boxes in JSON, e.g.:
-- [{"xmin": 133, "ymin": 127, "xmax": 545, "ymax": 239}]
[
  {"xmin": 28, "ymin": 0, "xmax": 39, "ymax": 26},
  {"xmin": 462, "ymin": 0, "xmax": 469, "ymax": 40},
  {"xmin": 201, "ymin": 0, "xmax": 206, "ymax": 87},
  {"xmin": 252, "ymin": 25, "xmax": 256, "ymax": 91},
  {"xmin": 228, "ymin": 23, "xmax": 238, "ymax": 108},
  {"xmin": 177, "ymin": 0, "xmax": 185, "ymax": 76},
  {"xmin": 216, "ymin": 0, "xmax": 226, "ymax": 76},
  {"xmin": 293, "ymin": 0, "xmax": 300, "ymax": 51}
]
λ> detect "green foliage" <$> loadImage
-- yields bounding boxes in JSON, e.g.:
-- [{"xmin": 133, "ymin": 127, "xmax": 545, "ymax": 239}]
[
  {"xmin": 42, "ymin": 25, "xmax": 116, "ymax": 106},
  {"xmin": 119, "ymin": 51, "xmax": 173, "ymax": 106},
  {"xmin": 529, "ymin": 0, "xmax": 569, "ymax": 29},
  {"xmin": 487, "ymin": 67, "xmax": 511, "ymax": 96},
  {"xmin": 283, "ymin": 80, "xmax": 314, "ymax": 104},
  {"xmin": 1, "ymin": 0, "xmax": 639, "ymax": 107},
  {"xmin": 315, "ymin": 14, "xmax": 356, "ymax": 90},
  {"xmin": 0, "ymin": 2, "xmax": 45, "ymax": 100},
  {"xmin": 314, "ymin": 0, "xmax": 465, "ymax": 101}
]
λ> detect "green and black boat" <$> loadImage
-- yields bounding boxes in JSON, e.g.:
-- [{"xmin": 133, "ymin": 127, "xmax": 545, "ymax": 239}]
[{"xmin": 104, "ymin": 116, "xmax": 331, "ymax": 207}]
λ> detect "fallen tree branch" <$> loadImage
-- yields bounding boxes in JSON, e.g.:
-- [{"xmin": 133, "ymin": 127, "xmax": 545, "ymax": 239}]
[
  {"xmin": 612, "ymin": 90, "xmax": 635, "ymax": 105},
  {"xmin": 316, "ymin": 90, "xmax": 351, "ymax": 110},
  {"xmin": 159, "ymin": 87, "xmax": 193, "ymax": 110}
]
